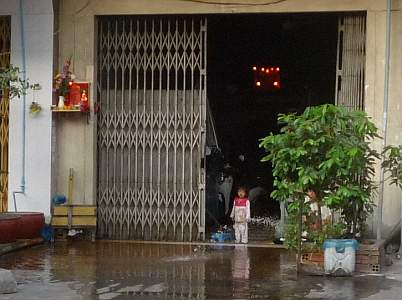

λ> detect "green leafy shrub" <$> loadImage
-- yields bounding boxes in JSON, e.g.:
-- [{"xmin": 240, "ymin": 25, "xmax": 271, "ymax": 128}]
[{"xmin": 260, "ymin": 104, "xmax": 380, "ymax": 249}]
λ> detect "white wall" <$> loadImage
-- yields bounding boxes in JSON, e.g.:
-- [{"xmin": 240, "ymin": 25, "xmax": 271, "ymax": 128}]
[{"xmin": 1, "ymin": 0, "xmax": 53, "ymax": 216}]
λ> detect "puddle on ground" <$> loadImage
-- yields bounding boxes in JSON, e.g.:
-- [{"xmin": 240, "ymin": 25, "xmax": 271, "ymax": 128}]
[{"xmin": 0, "ymin": 241, "xmax": 399, "ymax": 299}]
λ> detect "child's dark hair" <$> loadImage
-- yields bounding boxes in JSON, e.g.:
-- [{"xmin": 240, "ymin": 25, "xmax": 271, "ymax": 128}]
[{"xmin": 237, "ymin": 186, "xmax": 248, "ymax": 195}]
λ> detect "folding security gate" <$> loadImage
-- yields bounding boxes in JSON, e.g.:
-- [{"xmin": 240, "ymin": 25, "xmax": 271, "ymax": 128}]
[
  {"xmin": 97, "ymin": 16, "xmax": 207, "ymax": 241},
  {"xmin": 335, "ymin": 14, "xmax": 366, "ymax": 111},
  {"xmin": 0, "ymin": 16, "xmax": 10, "ymax": 213}
]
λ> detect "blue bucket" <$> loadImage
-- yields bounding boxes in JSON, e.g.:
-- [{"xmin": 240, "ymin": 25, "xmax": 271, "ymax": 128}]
[{"xmin": 211, "ymin": 231, "xmax": 233, "ymax": 242}]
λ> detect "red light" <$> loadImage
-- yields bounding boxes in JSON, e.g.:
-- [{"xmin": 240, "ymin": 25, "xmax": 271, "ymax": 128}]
[
  {"xmin": 256, "ymin": 81, "xmax": 261, "ymax": 87},
  {"xmin": 265, "ymin": 69, "xmax": 269, "ymax": 73},
  {"xmin": 261, "ymin": 68, "xmax": 265, "ymax": 71},
  {"xmin": 68, "ymin": 81, "xmax": 73, "ymax": 86},
  {"xmin": 253, "ymin": 66, "xmax": 257, "ymax": 71},
  {"xmin": 276, "ymin": 67, "xmax": 280, "ymax": 71},
  {"xmin": 271, "ymin": 68, "xmax": 274, "ymax": 71},
  {"xmin": 273, "ymin": 81, "xmax": 279, "ymax": 87}
]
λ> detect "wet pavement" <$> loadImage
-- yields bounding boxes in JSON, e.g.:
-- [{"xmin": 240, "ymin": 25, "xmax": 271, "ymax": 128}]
[{"xmin": 0, "ymin": 241, "xmax": 401, "ymax": 299}]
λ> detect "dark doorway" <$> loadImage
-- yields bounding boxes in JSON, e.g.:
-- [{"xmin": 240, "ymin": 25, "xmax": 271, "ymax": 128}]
[{"xmin": 206, "ymin": 13, "xmax": 338, "ymax": 227}]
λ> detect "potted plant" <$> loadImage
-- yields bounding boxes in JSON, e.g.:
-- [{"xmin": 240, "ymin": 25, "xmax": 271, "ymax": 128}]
[
  {"xmin": 260, "ymin": 104, "xmax": 380, "ymax": 273},
  {"xmin": 28, "ymin": 83, "xmax": 42, "ymax": 117},
  {"xmin": 29, "ymin": 101, "xmax": 42, "ymax": 116}
]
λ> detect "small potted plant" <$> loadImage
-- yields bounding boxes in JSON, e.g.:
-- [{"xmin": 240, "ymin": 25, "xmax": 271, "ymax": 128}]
[
  {"xmin": 29, "ymin": 83, "xmax": 42, "ymax": 117},
  {"xmin": 260, "ymin": 104, "xmax": 380, "ymax": 275},
  {"xmin": 29, "ymin": 101, "xmax": 42, "ymax": 116}
]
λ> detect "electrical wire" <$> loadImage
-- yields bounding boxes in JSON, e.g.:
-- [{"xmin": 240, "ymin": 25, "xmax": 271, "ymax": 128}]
[
  {"xmin": 177, "ymin": 0, "xmax": 287, "ymax": 6},
  {"xmin": 75, "ymin": 0, "xmax": 91, "ymax": 15}
]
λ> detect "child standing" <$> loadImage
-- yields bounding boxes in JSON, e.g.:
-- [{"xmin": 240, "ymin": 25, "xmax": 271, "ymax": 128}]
[{"xmin": 230, "ymin": 187, "xmax": 251, "ymax": 244}]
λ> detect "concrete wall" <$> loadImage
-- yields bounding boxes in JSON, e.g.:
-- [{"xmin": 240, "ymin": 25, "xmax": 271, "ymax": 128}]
[
  {"xmin": 0, "ymin": 0, "xmax": 54, "ymax": 216},
  {"xmin": 61, "ymin": 0, "xmax": 387, "ymax": 15},
  {"xmin": 57, "ymin": 0, "xmax": 402, "ymax": 237},
  {"xmin": 377, "ymin": 1, "xmax": 402, "ymax": 236},
  {"xmin": 55, "ymin": 1, "xmax": 96, "ymax": 205}
]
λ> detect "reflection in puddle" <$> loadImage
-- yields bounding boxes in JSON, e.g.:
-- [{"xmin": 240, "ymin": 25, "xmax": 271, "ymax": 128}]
[
  {"xmin": 0, "ymin": 241, "xmax": 399, "ymax": 299},
  {"xmin": 232, "ymin": 245, "xmax": 250, "ymax": 299}
]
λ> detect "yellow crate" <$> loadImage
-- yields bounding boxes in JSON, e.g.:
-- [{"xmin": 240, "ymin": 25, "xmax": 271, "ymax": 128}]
[
  {"xmin": 51, "ymin": 205, "xmax": 97, "ymax": 228},
  {"xmin": 53, "ymin": 205, "xmax": 96, "ymax": 216},
  {"xmin": 51, "ymin": 216, "xmax": 97, "ymax": 227}
]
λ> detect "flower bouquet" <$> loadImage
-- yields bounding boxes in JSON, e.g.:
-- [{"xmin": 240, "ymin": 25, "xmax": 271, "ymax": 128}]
[{"xmin": 54, "ymin": 57, "xmax": 74, "ymax": 108}]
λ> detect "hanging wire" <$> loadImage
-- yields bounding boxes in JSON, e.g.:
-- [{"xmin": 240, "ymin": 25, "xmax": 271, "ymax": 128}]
[
  {"xmin": 75, "ymin": 0, "xmax": 91, "ymax": 15},
  {"xmin": 177, "ymin": 0, "xmax": 287, "ymax": 6}
]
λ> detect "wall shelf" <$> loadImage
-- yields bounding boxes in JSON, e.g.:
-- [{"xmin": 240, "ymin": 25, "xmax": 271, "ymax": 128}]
[
  {"xmin": 51, "ymin": 107, "xmax": 82, "ymax": 113},
  {"xmin": 51, "ymin": 106, "xmax": 90, "ymax": 123}
]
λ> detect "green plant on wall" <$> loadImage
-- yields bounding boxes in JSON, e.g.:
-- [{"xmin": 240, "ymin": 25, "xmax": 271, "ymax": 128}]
[
  {"xmin": 260, "ymin": 104, "xmax": 380, "ymax": 249},
  {"xmin": 382, "ymin": 145, "xmax": 402, "ymax": 188},
  {"xmin": 382, "ymin": 145, "xmax": 402, "ymax": 257},
  {"xmin": 0, "ymin": 65, "xmax": 30, "ymax": 99}
]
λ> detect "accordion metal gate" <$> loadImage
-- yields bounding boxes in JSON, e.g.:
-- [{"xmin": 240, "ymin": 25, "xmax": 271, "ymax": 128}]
[
  {"xmin": 0, "ymin": 16, "xmax": 10, "ymax": 212},
  {"xmin": 97, "ymin": 16, "xmax": 207, "ymax": 241},
  {"xmin": 335, "ymin": 14, "xmax": 366, "ymax": 111}
]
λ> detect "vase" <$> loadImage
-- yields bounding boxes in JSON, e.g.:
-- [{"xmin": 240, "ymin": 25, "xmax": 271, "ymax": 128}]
[{"xmin": 58, "ymin": 95, "xmax": 65, "ymax": 109}]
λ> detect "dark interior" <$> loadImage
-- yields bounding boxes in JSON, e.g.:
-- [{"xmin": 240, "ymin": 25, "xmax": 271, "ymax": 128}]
[{"xmin": 206, "ymin": 13, "xmax": 338, "ymax": 225}]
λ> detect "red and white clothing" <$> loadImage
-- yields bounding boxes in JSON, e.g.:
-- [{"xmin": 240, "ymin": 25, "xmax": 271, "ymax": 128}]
[{"xmin": 230, "ymin": 197, "xmax": 251, "ymax": 243}]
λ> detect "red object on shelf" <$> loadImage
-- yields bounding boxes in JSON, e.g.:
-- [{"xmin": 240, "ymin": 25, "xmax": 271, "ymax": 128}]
[
  {"xmin": 69, "ymin": 82, "xmax": 81, "ymax": 106},
  {"xmin": 80, "ymin": 89, "xmax": 89, "ymax": 112},
  {"xmin": 0, "ymin": 214, "xmax": 21, "ymax": 243}
]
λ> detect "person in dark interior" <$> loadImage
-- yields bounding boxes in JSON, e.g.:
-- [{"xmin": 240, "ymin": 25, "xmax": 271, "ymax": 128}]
[
  {"xmin": 218, "ymin": 163, "xmax": 234, "ymax": 216},
  {"xmin": 235, "ymin": 153, "xmax": 249, "ymax": 186},
  {"xmin": 205, "ymin": 146, "xmax": 225, "ymax": 226}
]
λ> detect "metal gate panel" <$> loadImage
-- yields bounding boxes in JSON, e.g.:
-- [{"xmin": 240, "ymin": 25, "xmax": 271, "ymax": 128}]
[
  {"xmin": 335, "ymin": 14, "xmax": 366, "ymax": 111},
  {"xmin": 0, "ymin": 16, "xmax": 10, "ymax": 212},
  {"xmin": 97, "ymin": 17, "xmax": 207, "ymax": 241}
]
